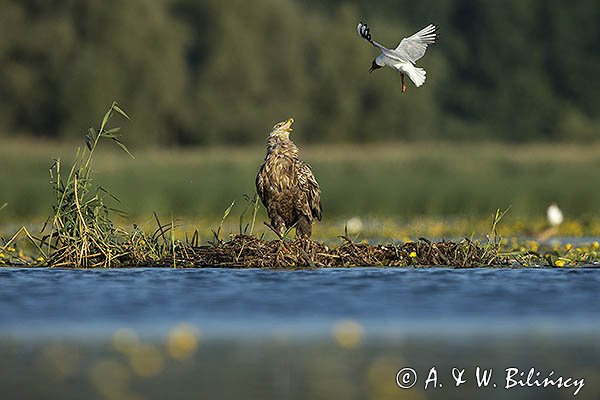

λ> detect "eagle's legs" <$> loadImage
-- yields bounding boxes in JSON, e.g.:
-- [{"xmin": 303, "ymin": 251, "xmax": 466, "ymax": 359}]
[
  {"xmin": 296, "ymin": 215, "xmax": 312, "ymax": 239},
  {"xmin": 272, "ymin": 216, "xmax": 286, "ymax": 238},
  {"xmin": 401, "ymin": 73, "xmax": 406, "ymax": 93},
  {"xmin": 264, "ymin": 210, "xmax": 287, "ymax": 238},
  {"xmin": 265, "ymin": 204, "xmax": 287, "ymax": 238},
  {"xmin": 263, "ymin": 222, "xmax": 284, "ymax": 239}
]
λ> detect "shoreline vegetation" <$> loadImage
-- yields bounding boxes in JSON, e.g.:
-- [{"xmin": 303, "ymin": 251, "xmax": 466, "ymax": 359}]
[
  {"xmin": 2, "ymin": 231, "xmax": 599, "ymax": 269},
  {"xmin": 2, "ymin": 139, "xmax": 600, "ymax": 223},
  {"xmin": 1, "ymin": 104, "xmax": 599, "ymax": 269}
]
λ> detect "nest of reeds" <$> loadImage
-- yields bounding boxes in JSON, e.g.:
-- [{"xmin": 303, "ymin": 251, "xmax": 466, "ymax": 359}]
[{"xmin": 166, "ymin": 235, "xmax": 507, "ymax": 268}]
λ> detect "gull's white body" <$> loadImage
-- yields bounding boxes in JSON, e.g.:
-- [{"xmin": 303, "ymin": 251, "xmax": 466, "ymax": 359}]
[
  {"xmin": 358, "ymin": 22, "xmax": 438, "ymax": 89},
  {"xmin": 374, "ymin": 53, "xmax": 427, "ymax": 87}
]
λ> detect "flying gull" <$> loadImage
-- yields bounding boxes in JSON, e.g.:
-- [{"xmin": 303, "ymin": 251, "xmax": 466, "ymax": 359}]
[{"xmin": 357, "ymin": 22, "xmax": 439, "ymax": 92}]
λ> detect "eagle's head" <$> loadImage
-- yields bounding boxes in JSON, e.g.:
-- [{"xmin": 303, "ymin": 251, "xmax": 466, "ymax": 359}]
[{"xmin": 269, "ymin": 117, "xmax": 294, "ymax": 141}]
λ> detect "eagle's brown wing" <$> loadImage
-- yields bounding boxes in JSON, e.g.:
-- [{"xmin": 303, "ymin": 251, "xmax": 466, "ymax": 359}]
[
  {"xmin": 256, "ymin": 163, "xmax": 268, "ymax": 208},
  {"xmin": 297, "ymin": 160, "xmax": 322, "ymax": 221}
]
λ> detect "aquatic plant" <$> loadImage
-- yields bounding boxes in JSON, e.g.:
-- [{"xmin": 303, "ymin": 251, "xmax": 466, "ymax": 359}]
[{"xmin": 41, "ymin": 102, "xmax": 135, "ymax": 267}]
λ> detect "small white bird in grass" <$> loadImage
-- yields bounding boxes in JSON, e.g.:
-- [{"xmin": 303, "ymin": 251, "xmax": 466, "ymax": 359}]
[
  {"xmin": 547, "ymin": 203, "xmax": 564, "ymax": 227},
  {"xmin": 357, "ymin": 22, "xmax": 439, "ymax": 93},
  {"xmin": 537, "ymin": 203, "xmax": 564, "ymax": 241}
]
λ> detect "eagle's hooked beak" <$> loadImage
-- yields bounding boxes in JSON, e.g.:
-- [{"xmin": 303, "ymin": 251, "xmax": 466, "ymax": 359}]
[{"xmin": 284, "ymin": 117, "xmax": 294, "ymax": 131}]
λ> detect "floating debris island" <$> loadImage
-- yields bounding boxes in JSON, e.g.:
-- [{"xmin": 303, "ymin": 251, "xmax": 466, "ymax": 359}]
[
  {"xmin": 166, "ymin": 235, "xmax": 507, "ymax": 268},
  {"xmin": 4, "ymin": 233, "xmax": 600, "ymax": 269}
]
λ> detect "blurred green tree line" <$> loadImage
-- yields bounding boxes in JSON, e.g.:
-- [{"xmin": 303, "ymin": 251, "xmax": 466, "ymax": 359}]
[{"xmin": 0, "ymin": 0, "xmax": 598, "ymax": 145}]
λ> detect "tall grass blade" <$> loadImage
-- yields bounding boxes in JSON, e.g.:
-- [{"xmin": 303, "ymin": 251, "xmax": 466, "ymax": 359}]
[
  {"xmin": 112, "ymin": 103, "xmax": 131, "ymax": 120},
  {"xmin": 215, "ymin": 200, "xmax": 235, "ymax": 241},
  {"xmin": 112, "ymin": 138, "xmax": 135, "ymax": 159}
]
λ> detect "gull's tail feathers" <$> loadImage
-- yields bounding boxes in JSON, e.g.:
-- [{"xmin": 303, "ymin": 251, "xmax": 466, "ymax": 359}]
[{"xmin": 405, "ymin": 65, "xmax": 427, "ymax": 87}]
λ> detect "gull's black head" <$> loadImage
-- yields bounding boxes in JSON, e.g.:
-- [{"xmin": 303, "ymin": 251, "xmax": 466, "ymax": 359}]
[{"xmin": 369, "ymin": 59, "xmax": 382, "ymax": 73}]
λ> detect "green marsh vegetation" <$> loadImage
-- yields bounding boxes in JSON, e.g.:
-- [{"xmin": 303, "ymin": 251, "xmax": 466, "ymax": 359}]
[
  {"xmin": 40, "ymin": 102, "xmax": 136, "ymax": 267},
  {"xmin": 1, "ymin": 104, "xmax": 185, "ymax": 267},
  {"xmin": 1, "ymin": 104, "xmax": 599, "ymax": 268},
  {"xmin": 2, "ymin": 139, "xmax": 600, "ymax": 235}
]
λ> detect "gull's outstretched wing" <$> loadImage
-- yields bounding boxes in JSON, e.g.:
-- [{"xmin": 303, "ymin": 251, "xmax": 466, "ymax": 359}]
[
  {"xmin": 394, "ymin": 24, "xmax": 439, "ymax": 63},
  {"xmin": 357, "ymin": 22, "xmax": 389, "ymax": 53}
]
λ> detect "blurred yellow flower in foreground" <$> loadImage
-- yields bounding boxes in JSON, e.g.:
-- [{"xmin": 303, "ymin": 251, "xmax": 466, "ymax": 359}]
[
  {"xmin": 592, "ymin": 241, "xmax": 600, "ymax": 250},
  {"xmin": 554, "ymin": 259, "xmax": 566, "ymax": 267},
  {"xmin": 167, "ymin": 324, "xmax": 200, "ymax": 360},
  {"xmin": 565, "ymin": 243, "xmax": 572, "ymax": 251},
  {"xmin": 368, "ymin": 357, "xmax": 421, "ymax": 400},
  {"xmin": 113, "ymin": 328, "xmax": 164, "ymax": 377},
  {"xmin": 332, "ymin": 319, "xmax": 364, "ymax": 349},
  {"xmin": 112, "ymin": 328, "xmax": 140, "ymax": 355},
  {"xmin": 129, "ymin": 344, "xmax": 164, "ymax": 377},
  {"xmin": 409, "ymin": 251, "xmax": 417, "ymax": 258},
  {"xmin": 89, "ymin": 359, "xmax": 134, "ymax": 399}
]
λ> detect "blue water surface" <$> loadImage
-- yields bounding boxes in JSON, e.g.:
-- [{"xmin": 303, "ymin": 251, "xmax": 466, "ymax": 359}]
[{"xmin": 0, "ymin": 267, "xmax": 599, "ymax": 338}]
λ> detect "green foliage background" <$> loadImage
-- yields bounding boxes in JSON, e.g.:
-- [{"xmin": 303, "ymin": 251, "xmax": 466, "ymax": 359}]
[{"xmin": 1, "ymin": 0, "xmax": 598, "ymax": 145}]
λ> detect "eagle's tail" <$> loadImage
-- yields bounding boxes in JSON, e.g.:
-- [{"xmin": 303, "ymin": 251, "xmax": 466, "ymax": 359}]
[{"xmin": 405, "ymin": 65, "xmax": 427, "ymax": 87}]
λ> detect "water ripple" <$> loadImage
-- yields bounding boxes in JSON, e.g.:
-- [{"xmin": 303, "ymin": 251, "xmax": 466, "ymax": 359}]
[{"xmin": 0, "ymin": 267, "xmax": 598, "ymax": 337}]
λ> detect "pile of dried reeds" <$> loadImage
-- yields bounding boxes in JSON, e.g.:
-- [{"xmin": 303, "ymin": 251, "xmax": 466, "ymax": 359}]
[{"xmin": 166, "ymin": 235, "xmax": 507, "ymax": 268}]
